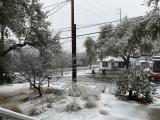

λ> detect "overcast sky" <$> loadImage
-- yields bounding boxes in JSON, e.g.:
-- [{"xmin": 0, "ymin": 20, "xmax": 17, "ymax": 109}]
[{"xmin": 40, "ymin": 0, "xmax": 150, "ymax": 53}]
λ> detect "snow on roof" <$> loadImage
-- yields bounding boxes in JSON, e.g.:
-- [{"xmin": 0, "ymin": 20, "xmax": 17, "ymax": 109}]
[
  {"xmin": 152, "ymin": 56, "xmax": 160, "ymax": 61},
  {"xmin": 98, "ymin": 56, "xmax": 124, "ymax": 62}
]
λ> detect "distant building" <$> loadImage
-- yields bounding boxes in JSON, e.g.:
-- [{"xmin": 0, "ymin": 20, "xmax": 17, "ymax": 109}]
[
  {"xmin": 130, "ymin": 56, "xmax": 151, "ymax": 69},
  {"xmin": 98, "ymin": 56, "xmax": 125, "ymax": 71}
]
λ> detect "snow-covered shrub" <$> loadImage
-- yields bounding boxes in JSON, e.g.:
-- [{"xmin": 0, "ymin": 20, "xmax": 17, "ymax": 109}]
[
  {"xmin": 115, "ymin": 69, "xmax": 156, "ymax": 103},
  {"xmin": 29, "ymin": 107, "xmax": 38, "ymax": 116},
  {"xmin": 44, "ymin": 87, "xmax": 64, "ymax": 96},
  {"xmin": 81, "ymin": 87, "xmax": 101, "ymax": 100},
  {"xmin": 85, "ymin": 96, "xmax": 97, "ymax": 108},
  {"xmin": 45, "ymin": 95, "xmax": 65, "ymax": 107},
  {"xmin": 2, "ymin": 73, "xmax": 16, "ymax": 84},
  {"xmin": 46, "ymin": 96, "xmax": 55, "ymax": 106},
  {"xmin": 99, "ymin": 109, "xmax": 108, "ymax": 115},
  {"xmin": 98, "ymin": 85, "xmax": 107, "ymax": 93},
  {"xmin": 82, "ymin": 93, "xmax": 100, "ymax": 101},
  {"xmin": 44, "ymin": 87, "xmax": 54, "ymax": 94},
  {"xmin": 19, "ymin": 96, "xmax": 29, "ymax": 103},
  {"xmin": 68, "ymin": 85, "xmax": 85, "ymax": 97},
  {"xmin": 47, "ymin": 103, "xmax": 52, "ymax": 108},
  {"xmin": 65, "ymin": 102, "xmax": 82, "ymax": 112},
  {"xmin": 29, "ymin": 106, "xmax": 43, "ymax": 116}
]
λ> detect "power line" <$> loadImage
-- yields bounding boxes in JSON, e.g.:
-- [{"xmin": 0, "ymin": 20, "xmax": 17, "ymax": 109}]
[
  {"xmin": 56, "ymin": 20, "xmax": 120, "ymax": 32},
  {"xmin": 60, "ymin": 30, "xmax": 109, "ymax": 40},
  {"xmin": 96, "ymin": 0, "xmax": 114, "ymax": 13},
  {"xmin": 48, "ymin": 2, "xmax": 67, "ymax": 17},
  {"xmin": 61, "ymin": 35, "xmax": 98, "ymax": 44},
  {"xmin": 60, "ymin": 25, "xmax": 126, "ymax": 40},
  {"xmin": 85, "ymin": 0, "xmax": 114, "ymax": 19},
  {"xmin": 76, "ymin": 4, "xmax": 106, "ymax": 20},
  {"xmin": 42, "ymin": 0, "xmax": 67, "ymax": 9},
  {"xmin": 46, "ymin": 2, "xmax": 65, "ymax": 14}
]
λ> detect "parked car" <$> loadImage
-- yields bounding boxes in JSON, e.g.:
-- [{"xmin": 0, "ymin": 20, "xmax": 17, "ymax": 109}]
[
  {"xmin": 148, "ymin": 56, "xmax": 160, "ymax": 81},
  {"xmin": 149, "ymin": 72, "xmax": 160, "ymax": 81}
]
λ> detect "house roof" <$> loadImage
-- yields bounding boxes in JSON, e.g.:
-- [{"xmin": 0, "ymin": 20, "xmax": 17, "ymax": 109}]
[
  {"xmin": 98, "ymin": 56, "xmax": 124, "ymax": 62},
  {"xmin": 152, "ymin": 56, "xmax": 160, "ymax": 61}
]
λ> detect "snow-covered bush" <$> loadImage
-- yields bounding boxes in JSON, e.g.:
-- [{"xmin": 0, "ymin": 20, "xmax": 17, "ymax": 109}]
[
  {"xmin": 85, "ymin": 96, "xmax": 97, "ymax": 108},
  {"xmin": 19, "ymin": 96, "xmax": 29, "ymax": 103},
  {"xmin": 115, "ymin": 69, "xmax": 156, "ymax": 103},
  {"xmin": 97, "ymin": 85, "xmax": 107, "ymax": 93},
  {"xmin": 82, "ymin": 93, "xmax": 100, "ymax": 101},
  {"xmin": 44, "ymin": 87, "xmax": 64, "ymax": 96},
  {"xmin": 68, "ymin": 85, "xmax": 85, "ymax": 97},
  {"xmin": 81, "ymin": 87, "xmax": 101, "ymax": 101},
  {"xmin": 29, "ymin": 107, "xmax": 39, "ymax": 116},
  {"xmin": 29, "ymin": 106, "xmax": 44, "ymax": 116},
  {"xmin": 44, "ymin": 87, "xmax": 55, "ymax": 94},
  {"xmin": 46, "ymin": 96, "xmax": 55, "ymax": 106},
  {"xmin": 65, "ymin": 102, "xmax": 82, "ymax": 112}
]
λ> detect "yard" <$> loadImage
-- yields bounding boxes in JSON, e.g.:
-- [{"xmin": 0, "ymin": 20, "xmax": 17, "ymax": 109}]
[{"xmin": 0, "ymin": 70, "xmax": 160, "ymax": 120}]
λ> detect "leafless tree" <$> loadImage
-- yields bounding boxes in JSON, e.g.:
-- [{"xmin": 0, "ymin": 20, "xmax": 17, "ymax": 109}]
[{"xmin": 17, "ymin": 48, "xmax": 52, "ymax": 97}]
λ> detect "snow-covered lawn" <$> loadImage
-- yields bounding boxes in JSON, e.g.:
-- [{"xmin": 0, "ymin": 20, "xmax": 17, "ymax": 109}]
[
  {"xmin": 0, "ymin": 74, "xmax": 160, "ymax": 120},
  {"xmin": 36, "ymin": 86, "xmax": 150, "ymax": 120}
]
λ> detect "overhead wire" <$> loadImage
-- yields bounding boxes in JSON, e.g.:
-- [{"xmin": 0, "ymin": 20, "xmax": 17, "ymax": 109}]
[
  {"xmin": 57, "ymin": 20, "xmax": 120, "ymax": 32},
  {"xmin": 84, "ymin": 0, "xmax": 114, "ymax": 19},
  {"xmin": 60, "ymin": 30, "xmax": 111, "ymax": 40},
  {"xmin": 61, "ymin": 35, "xmax": 98, "ymax": 44},
  {"xmin": 76, "ymin": 4, "xmax": 107, "ymax": 20},
  {"xmin": 60, "ymin": 24, "xmax": 126, "ymax": 41},
  {"xmin": 47, "ymin": 2, "xmax": 68, "ymax": 17},
  {"xmin": 42, "ymin": 1, "xmax": 122, "ymax": 45},
  {"xmin": 46, "ymin": 3, "xmax": 64, "ymax": 14},
  {"xmin": 42, "ymin": 0, "xmax": 67, "ymax": 9},
  {"xmin": 96, "ymin": 0, "xmax": 114, "ymax": 14}
]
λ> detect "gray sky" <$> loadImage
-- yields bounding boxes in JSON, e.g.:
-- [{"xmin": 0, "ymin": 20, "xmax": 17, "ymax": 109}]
[{"xmin": 40, "ymin": 0, "xmax": 149, "ymax": 53}]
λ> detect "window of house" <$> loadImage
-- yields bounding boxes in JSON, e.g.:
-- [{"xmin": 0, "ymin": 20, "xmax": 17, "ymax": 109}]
[
  {"xmin": 102, "ymin": 61, "xmax": 108, "ymax": 67},
  {"xmin": 118, "ymin": 62, "xmax": 125, "ymax": 68}
]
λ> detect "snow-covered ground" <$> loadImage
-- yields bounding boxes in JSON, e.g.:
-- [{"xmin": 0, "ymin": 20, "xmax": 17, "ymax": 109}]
[
  {"xmin": 35, "ymin": 82, "xmax": 160, "ymax": 120},
  {"xmin": 0, "ymin": 70, "xmax": 160, "ymax": 120},
  {"xmin": 36, "ymin": 87, "xmax": 150, "ymax": 120}
]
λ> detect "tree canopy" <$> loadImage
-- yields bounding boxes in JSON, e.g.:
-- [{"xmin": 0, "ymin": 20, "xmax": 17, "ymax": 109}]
[
  {"xmin": 99, "ymin": 15, "xmax": 160, "ymax": 68},
  {"xmin": 0, "ymin": 0, "xmax": 60, "ymax": 83},
  {"xmin": 0, "ymin": 0, "xmax": 52, "ymax": 56},
  {"xmin": 84, "ymin": 37, "xmax": 96, "ymax": 69}
]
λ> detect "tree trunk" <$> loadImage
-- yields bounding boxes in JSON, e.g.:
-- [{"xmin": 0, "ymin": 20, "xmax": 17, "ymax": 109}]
[
  {"xmin": 61, "ymin": 69, "xmax": 63, "ymax": 76},
  {"xmin": 0, "ymin": 59, "xmax": 4, "ymax": 84},
  {"xmin": 37, "ymin": 87, "xmax": 42, "ymax": 97},
  {"xmin": 89, "ymin": 64, "xmax": 92, "ymax": 70},
  {"xmin": 0, "ymin": 25, "xmax": 5, "ymax": 84},
  {"xmin": 29, "ymin": 82, "xmax": 32, "ymax": 89},
  {"xmin": 89, "ymin": 56, "xmax": 92, "ymax": 70},
  {"xmin": 124, "ymin": 57, "xmax": 130, "ymax": 69},
  {"xmin": 129, "ymin": 90, "xmax": 133, "ymax": 99},
  {"xmin": 48, "ymin": 79, "xmax": 50, "ymax": 87}
]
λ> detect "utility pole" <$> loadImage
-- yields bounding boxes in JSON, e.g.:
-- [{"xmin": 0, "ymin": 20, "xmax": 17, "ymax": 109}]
[
  {"xmin": 71, "ymin": 0, "xmax": 77, "ymax": 82},
  {"xmin": 118, "ymin": 8, "xmax": 122, "ymax": 24}
]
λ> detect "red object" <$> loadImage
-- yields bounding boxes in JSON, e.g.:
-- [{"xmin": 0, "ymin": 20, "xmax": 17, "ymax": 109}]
[{"xmin": 150, "ymin": 72, "xmax": 160, "ymax": 79}]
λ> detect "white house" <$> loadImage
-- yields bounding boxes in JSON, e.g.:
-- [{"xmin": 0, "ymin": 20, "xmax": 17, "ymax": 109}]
[
  {"xmin": 98, "ymin": 56, "xmax": 125, "ymax": 71},
  {"xmin": 130, "ymin": 56, "xmax": 151, "ymax": 69}
]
